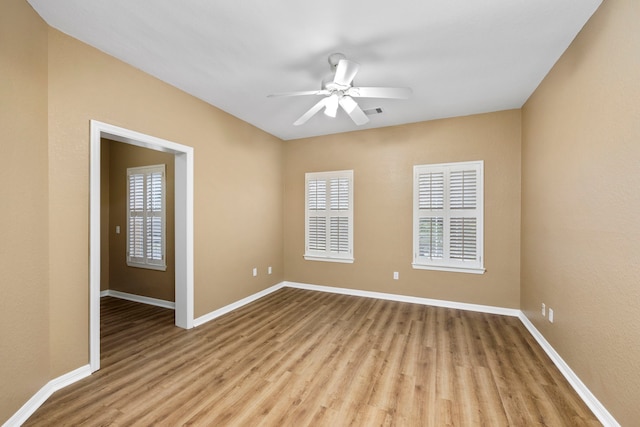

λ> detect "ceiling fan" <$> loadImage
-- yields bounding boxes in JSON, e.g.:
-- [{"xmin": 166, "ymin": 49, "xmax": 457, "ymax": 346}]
[{"xmin": 268, "ymin": 53, "xmax": 412, "ymax": 126}]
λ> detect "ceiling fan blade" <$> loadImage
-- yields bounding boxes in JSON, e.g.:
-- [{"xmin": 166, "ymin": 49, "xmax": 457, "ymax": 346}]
[
  {"xmin": 347, "ymin": 86, "xmax": 412, "ymax": 99},
  {"xmin": 268, "ymin": 89, "xmax": 330, "ymax": 97},
  {"xmin": 324, "ymin": 94, "xmax": 339, "ymax": 118},
  {"xmin": 294, "ymin": 98, "xmax": 328, "ymax": 126},
  {"xmin": 339, "ymin": 96, "xmax": 370, "ymax": 126},
  {"xmin": 333, "ymin": 59, "xmax": 360, "ymax": 86}
]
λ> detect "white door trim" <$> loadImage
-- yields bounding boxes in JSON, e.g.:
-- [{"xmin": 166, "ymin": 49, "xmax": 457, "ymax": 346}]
[{"xmin": 89, "ymin": 120, "xmax": 194, "ymax": 372}]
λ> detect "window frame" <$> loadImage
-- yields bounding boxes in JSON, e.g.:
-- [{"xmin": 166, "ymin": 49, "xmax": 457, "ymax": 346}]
[
  {"xmin": 304, "ymin": 170, "xmax": 354, "ymax": 264},
  {"xmin": 412, "ymin": 160, "xmax": 485, "ymax": 274},
  {"xmin": 126, "ymin": 164, "xmax": 167, "ymax": 271}
]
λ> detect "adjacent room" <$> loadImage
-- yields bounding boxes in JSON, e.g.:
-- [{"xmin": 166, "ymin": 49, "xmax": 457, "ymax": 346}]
[{"xmin": 1, "ymin": 0, "xmax": 638, "ymax": 425}]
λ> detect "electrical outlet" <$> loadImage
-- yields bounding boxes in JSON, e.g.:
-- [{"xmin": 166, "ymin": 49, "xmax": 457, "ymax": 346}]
[
  {"xmin": 393, "ymin": 272, "xmax": 399, "ymax": 280},
  {"xmin": 268, "ymin": 266, "xmax": 272, "ymax": 275},
  {"xmin": 541, "ymin": 303, "xmax": 546, "ymax": 317},
  {"xmin": 548, "ymin": 308, "xmax": 554, "ymax": 323},
  {"xmin": 252, "ymin": 267, "xmax": 257, "ymax": 277}
]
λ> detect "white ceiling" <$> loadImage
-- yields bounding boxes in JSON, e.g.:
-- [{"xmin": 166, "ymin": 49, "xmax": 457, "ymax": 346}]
[{"xmin": 28, "ymin": 0, "xmax": 601, "ymax": 141}]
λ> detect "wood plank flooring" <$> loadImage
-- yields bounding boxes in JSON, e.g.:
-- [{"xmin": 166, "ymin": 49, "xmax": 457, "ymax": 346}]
[{"xmin": 24, "ymin": 288, "xmax": 601, "ymax": 426}]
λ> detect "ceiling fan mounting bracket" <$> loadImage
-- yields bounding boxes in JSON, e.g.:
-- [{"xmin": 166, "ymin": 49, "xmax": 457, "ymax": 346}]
[{"xmin": 327, "ymin": 52, "xmax": 347, "ymax": 69}]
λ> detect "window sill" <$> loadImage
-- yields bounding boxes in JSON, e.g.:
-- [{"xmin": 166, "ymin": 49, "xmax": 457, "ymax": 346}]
[
  {"xmin": 304, "ymin": 254, "xmax": 354, "ymax": 264},
  {"xmin": 412, "ymin": 263, "xmax": 485, "ymax": 275},
  {"xmin": 127, "ymin": 262, "xmax": 167, "ymax": 272}
]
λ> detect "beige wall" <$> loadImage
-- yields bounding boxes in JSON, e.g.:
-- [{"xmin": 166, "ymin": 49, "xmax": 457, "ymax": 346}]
[
  {"xmin": 521, "ymin": 0, "xmax": 640, "ymax": 424},
  {"xmin": 46, "ymin": 28, "xmax": 284, "ymax": 377},
  {"xmin": 107, "ymin": 139, "xmax": 176, "ymax": 302},
  {"xmin": 284, "ymin": 110, "xmax": 521, "ymax": 309},
  {"xmin": 0, "ymin": 0, "xmax": 50, "ymax": 423}
]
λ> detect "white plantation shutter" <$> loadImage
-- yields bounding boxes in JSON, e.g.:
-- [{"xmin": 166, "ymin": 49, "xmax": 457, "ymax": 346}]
[
  {"xmin": 449, "ymin": 169, "xmax": 477, "ymax": 209},
  {"xmin": 449, "ymin": 169, "xmax": 478, "ymax": 262},
  {"xmin": 305, "ymin": 170, "xmax": 354, "ymax": 263},
  {"xmin": 308, "ymin": 217, "xmax": 327, "ymax": 251},
  {"xmin": 128, "ymin": 173, "xmax": 145, "ymax": 260},
  {"xmin": 413, "ymin": 161, "xmax": 484, "ymax": 274},
  {"xmin": 307, "ymin": 179, "xmax": 327, "ymax": 252},
  {"xmin": 330, "ymin": 178, "xmax": 350, "ymax": 210},
  {"xmin": 418, "ymin": 172, "xmax": 444, "ymax": 210},
  {"xmin": 330, "ymin": 217, "xmax": 350, "ymax": 253},
  {"xmin": 127, "ymin": 164, "xmax": 166, "ymax": 270}
]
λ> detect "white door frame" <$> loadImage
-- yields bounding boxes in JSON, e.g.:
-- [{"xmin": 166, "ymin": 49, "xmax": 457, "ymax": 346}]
[{"xmin": 89, "ymin": 120, "xmax": 194, "ymax": 372}]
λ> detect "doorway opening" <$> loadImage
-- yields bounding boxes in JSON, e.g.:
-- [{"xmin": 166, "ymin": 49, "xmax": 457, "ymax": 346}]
[{"xmin": 89, "ymin": 120, "xmax": 194, "ymax": 372}]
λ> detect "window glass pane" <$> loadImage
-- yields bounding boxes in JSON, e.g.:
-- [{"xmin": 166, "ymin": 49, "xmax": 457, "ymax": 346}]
[{"xmin": 418, "ymin": 217, "xmax": 443, "ymax": 259}]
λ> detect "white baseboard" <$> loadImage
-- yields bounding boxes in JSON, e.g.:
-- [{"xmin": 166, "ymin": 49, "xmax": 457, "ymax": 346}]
[
  {"xmin": 192, "ymin": 281, "xmax": 519, "ymax": 328},
  {"xmin": 101, "ymin": 289, "xmax": 175, "ymax": 310},
  {"xmin": 2, "ymin": 365, "xmax": 91, "ymax": 427},
  {"xmin": 193, "ymin": 282, "xmax": 285, "ymax": 327},
  {"xmin": 283, "ymin": 281, "xmax": 521, "ymax": 317},
  {"xmin": 518, "ymin": 313, "xmax": 619, "ymax": 427}
]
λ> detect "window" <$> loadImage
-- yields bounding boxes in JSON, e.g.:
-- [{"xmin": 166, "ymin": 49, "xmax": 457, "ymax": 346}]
[
  {"xmin": 127, "ymin": 164, "xmax": 166, "ymax": 271},
  {"xmin": 305, "ymin": 170, "xmax": 354, "ymax": 263},
  {"xmin": 413, "ymin": 161, "xmax": 484, "ymax": 274}
]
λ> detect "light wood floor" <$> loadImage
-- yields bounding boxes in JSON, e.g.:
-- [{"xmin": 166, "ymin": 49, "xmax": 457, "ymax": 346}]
[{"xmin": 25, "ymin": 288, "xmax": 600, "ymax": 426}]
